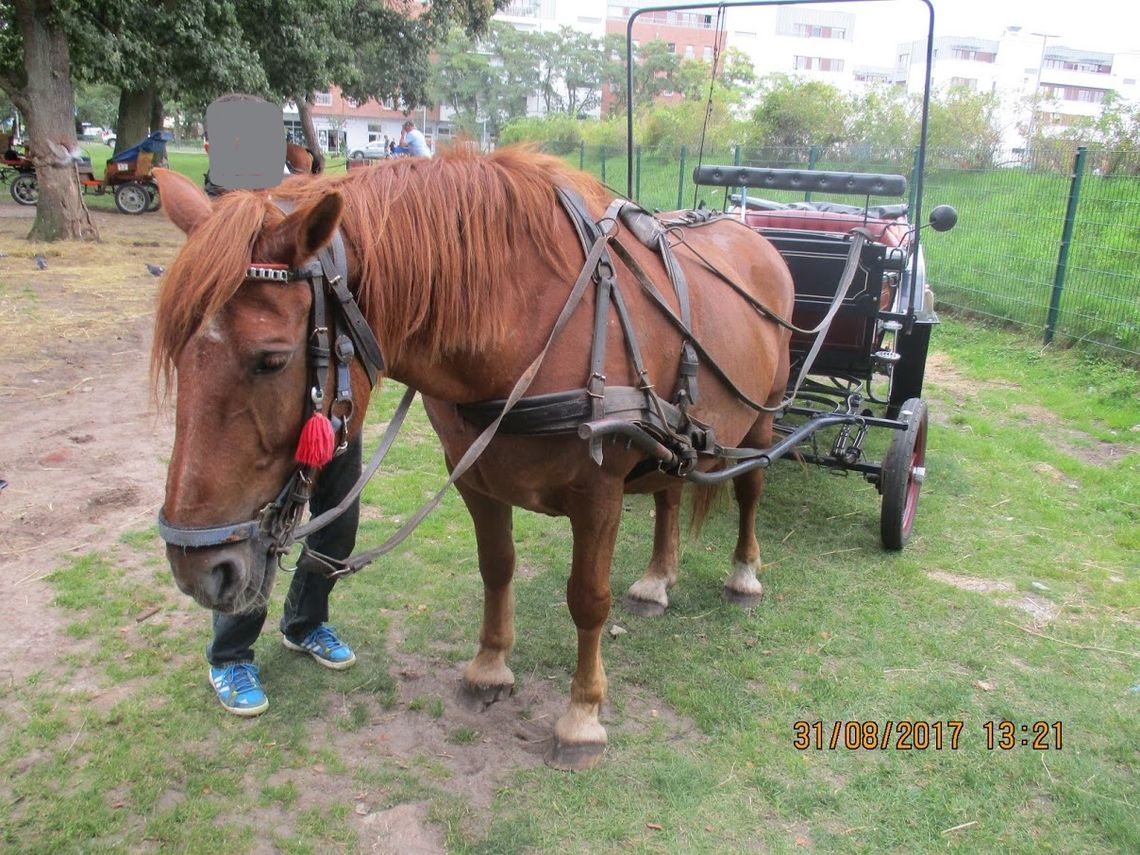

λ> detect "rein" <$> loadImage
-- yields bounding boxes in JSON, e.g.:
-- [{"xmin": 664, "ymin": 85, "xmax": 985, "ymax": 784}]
[{"xmin": 160, "ymin": 198, "xmax": 626, "ymax": 580}]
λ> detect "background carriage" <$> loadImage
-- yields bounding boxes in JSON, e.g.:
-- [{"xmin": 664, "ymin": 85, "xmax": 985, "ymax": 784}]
[{"xmin": 3, "ymin": 129, "xmax": 171, "ymax": 214}]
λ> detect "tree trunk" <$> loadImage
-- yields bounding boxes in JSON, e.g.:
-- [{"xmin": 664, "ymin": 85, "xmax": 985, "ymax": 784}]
[
  {"xmin": 295, "ymin": 98, "xmax": 325, "ymax": 172},
  {"xmin": 13, "ymin": 0, "xmax": 98, "ymax": 242},
  {"xmin": 150, "ymin": 91, "xmax": 165, "ymax": 137},
  {"xmin": 113, "ymin": 87, "xmax": 156, "ymax": 157}
]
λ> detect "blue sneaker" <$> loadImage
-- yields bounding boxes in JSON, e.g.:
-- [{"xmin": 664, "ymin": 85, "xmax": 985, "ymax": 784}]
[
  {"xmin": 282, "ymin": 623, "xmax": 357, "ymax": 671},
  {"xmin": 208, "ymin": 662, "xmax": 268, "ymax": 717}
]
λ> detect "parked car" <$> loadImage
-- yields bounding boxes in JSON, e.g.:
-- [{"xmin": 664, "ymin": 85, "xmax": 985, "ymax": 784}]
[{"xmin": 348, "ymin": 141, "xmax": 389, "ymax": 160}]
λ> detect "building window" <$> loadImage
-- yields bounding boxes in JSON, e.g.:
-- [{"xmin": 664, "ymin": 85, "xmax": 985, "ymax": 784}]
[
  {"xmin": 685, "ymin": 44, "xmax": 694, "ymax": 59},
  {"xmin": 703, "ymin": 45, "xmax": 713, "ymax": 61},
  {"xmin": 951, "ymin": 48, "xmax": 996, "ymax": 62},
  {"xmin": 313, "ymin": 91, "xmax": 333, "ymax": 107},
  {"xmin": 1043, "ymin": 58, "xmax": 1110, "ymax": 74},
  {"xmin": 1040, "ymin": 84, "xmax": 1107, "ymax": 103},
  {"xmin": 794, "ymin": 56, "xmax": 843, "ymax": 72},
  {"xmin": 792, "ymin": 23, "xmax": 846, "ymax": 39}
]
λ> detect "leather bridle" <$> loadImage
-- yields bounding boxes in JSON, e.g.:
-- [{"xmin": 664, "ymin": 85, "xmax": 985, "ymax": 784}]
[{"xmin": 157, "ymin": 220, "xmax": 387, "ymax": 565}]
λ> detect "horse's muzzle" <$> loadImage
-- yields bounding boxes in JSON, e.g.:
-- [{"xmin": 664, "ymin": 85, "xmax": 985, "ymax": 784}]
[{"xmin": 166, "ymin": 539, "xmax": 276, "ymax": 613}]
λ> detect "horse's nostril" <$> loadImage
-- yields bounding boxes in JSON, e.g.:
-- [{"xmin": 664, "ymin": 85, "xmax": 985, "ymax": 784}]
[{"xmin": 204, "ymin": 560, "xmax": 237, "ymax": 604}]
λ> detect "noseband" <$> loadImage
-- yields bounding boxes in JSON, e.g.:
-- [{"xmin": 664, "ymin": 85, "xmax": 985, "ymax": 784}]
[{"xmin": 158, "ymin": 219, "xmax": 386, "ymax": 560}]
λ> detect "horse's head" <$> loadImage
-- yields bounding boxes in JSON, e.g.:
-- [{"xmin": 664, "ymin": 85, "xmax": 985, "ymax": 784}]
[{"xmin": 152, "ymin": 168, "xmax": 345, "ymax": 613}]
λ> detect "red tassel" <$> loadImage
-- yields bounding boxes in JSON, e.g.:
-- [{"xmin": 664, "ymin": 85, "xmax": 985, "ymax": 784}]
[{"xmin": 295, "ymin": 413, "xmax": 335, "ymax": 467}]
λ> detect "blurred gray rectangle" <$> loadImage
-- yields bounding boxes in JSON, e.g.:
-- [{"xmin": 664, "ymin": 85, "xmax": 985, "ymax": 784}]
[{"xmin": 207, "ymin": 98, "xmax": 285, "ymax": 190}]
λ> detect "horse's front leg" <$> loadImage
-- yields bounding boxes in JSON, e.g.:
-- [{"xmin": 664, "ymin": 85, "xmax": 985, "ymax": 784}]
[
  {"xmin": 624, "ymin": 486, "xmax": 682, "ymax": 616},
  {"xmin": 549, "ymin": 485, "xmax": 624, "ymax": 770},
  {"xmin": 457, "ymin": 484, "xmax": 517, "ymax": 709}
]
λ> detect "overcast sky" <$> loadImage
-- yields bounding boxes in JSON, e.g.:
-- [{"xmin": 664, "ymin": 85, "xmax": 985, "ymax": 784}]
[{"xmin": 725, "ymin": 0, "xmax": 1140, "ymax": 62}]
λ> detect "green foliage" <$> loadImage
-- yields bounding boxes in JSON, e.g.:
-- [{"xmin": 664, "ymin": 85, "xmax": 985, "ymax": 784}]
[
  {"xmin": 578, "ymin": 115, "xmax": 627, "ymax": 149},
  {"xmin": 925, "ymin": 84, "xmax": 1003, "ymax": 168},
  {"xmin": 1058, "ymin": 91, "xmax": 1140, "ymax": 175},
  {"xmin": 431, "ymin": 22, "xmax": 607, "ymax": 140},
  {"xmin": 847, "ymin": 84, "xmax": 920, "ymax": 160},
  {"xmin": 749, "ymin": 74, "xmax": 849, "ymax": 148},
  {"xmin": 73, "ymin": 82, "xmax": 120, "ymax": 129},
  {"xmin": 66, "ymin": 0, "xmax": 268, "ymax": 103},
  {"xmin": 498, "ymin": 114, "xmax": 581, "ymax": 154}
]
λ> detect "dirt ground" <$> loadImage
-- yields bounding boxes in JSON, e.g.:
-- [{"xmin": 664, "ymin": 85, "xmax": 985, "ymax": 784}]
[{"xmin": 0, "ymin": 204, "xmax": 180, "ymax": 688}]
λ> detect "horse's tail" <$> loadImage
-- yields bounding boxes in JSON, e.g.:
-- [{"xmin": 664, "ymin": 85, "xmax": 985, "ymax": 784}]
[{"xmin": 688, "ymin": 479, "xmax": 726, "ymax": 536}]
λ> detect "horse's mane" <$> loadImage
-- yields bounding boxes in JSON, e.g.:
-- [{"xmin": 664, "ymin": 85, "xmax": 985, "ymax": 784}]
[{"xmin": 152, "ymin": 146, "xmax": 609, "ymax": 392}]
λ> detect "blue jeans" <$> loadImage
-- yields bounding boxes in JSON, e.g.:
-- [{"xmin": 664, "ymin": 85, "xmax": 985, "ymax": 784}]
[{"xmin": 206, "ymin": 436, "xmax": 361, "ymax": 666}]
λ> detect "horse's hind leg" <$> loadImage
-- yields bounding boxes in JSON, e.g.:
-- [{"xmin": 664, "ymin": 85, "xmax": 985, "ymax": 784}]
[
  {"xmin": 549, "ymin": 484, "xmax": 623, "ymax": 770},
  {"xmin": 624, "ymin": 487, "xmax": 682, "ymax": 616},
  {"xmin": 457, "ymin": 485, "xmax": 517, "ymax": 709},
  {"xmin": 723, "ymin": 415, "xmax": 775, "ymax": 607}
]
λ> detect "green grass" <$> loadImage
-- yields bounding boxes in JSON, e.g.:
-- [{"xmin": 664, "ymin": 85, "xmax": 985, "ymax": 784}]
[{"xmin": 1, "ymin": 318, "xmax": 1136, "ymax": 852}]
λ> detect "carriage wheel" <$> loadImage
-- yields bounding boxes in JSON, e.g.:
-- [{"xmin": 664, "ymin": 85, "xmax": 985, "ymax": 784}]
[
  {"xmin": 144, "ymin": 183, "xmax": 161, "ymax": 212},
  {"xmin": 114, "ymin": 181, "xmax": 150, "ymax": 215},
  {"xmin": 10, "ymin": 173, "xmax": 38, "ymax": 206},
  {"xmin": 879, "ymin": 397, "xmax": 928, "ymax": 550}
]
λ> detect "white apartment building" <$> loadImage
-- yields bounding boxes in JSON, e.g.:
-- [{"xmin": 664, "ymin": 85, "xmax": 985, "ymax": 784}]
[
  {"xmin": 495, "ymin": 0, "xmax": 608, "ymax": 39},
  {"xmin": 895, "ymin": 27, "xmax": 1139, "ymax": 153}
]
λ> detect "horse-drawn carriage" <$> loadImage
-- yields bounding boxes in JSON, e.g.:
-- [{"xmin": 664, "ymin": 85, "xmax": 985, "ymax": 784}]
[
  {"xmin": 151, "ymin": 0, "xmax": 958, "ymax": 768},
  {"xmin": 4, "ymin": 130, "xmax": 171, "ymax": 213}
]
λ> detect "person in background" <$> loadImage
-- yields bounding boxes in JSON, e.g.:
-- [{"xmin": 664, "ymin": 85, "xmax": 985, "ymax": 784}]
[{"xmin": 395, "ymin": 120, "xmax": 431, "ymax": 158}]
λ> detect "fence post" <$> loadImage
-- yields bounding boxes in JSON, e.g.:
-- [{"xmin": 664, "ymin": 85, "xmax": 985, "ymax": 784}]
[
  {"xmin": 806, "ymin": 144, "xmax": 820, "ymax": 202},
  {"xmin": 1044, "ymin": 146, "xmax": 1086, "ymax": 345},
  {"xmin": 579, "ymin": 141, "xmax": 584, "ymax": 172},
  {"xmin": 677, "ymin": 144, "xmax": 687, "ymax": 209},
  {"xmin": 635, "ymin": 144, "xmax": 642, "ymax": 203}
]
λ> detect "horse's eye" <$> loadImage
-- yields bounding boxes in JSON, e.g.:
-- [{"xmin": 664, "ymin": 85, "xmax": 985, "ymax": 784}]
[{"xmin": 254, "ymin": 351, "xmax": 291, "ymax": 375}]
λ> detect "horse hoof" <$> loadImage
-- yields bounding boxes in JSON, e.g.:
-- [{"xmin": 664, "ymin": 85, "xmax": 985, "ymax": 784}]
[
  {"xmin": 722, "ymin": 587, "xmax": 763, "ymax": 609},
  {"xmin": 458, "ymin": 680, "xmax": 514, "ymax": 712},
  {"xmin": 623, "ymin": 593, "xmax": 666, "ymax": 617},
  {"xmin": 545, "ymin": 738, "xmax": 606, "ymax": 771}
]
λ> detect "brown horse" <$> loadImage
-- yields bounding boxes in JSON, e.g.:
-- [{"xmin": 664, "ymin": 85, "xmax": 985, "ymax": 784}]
[
  {"xmin": 286, "ymin": 141, "xmax": 321, "ymax": 175},
  {"xmin": 151, "ymin": 147, "xmax": 793, "ymax": 769}
]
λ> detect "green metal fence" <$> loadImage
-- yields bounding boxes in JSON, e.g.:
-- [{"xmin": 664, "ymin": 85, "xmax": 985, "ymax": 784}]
[{"xmin": 559, "ymin": 141, "xmax": 1140, "ymax": 361}]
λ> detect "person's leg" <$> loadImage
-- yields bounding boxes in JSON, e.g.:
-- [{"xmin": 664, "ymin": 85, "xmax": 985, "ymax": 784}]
[
  {"xmin": 206, "ymin": 609, "xmax": 270, "ymax": 715},
  {"xmin": 280, "ymin": 437, "xmax": 361, "ymax": 663},
  {"xmin": 207, "ymin": 608, "xmax": 268, "ymax": 666}
]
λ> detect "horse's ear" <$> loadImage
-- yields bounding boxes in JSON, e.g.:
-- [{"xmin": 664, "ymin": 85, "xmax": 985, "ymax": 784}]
[
  {"xmin": 284, "ymin": 193, "xmax": 344, "ymax": 266},
  {"xmin": 153, "ymin": 168, "xmax": 212, "ymax": 235}
]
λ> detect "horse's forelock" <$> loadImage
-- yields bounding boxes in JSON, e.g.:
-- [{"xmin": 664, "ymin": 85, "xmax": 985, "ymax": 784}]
[{"xmin": 150, "ymin": 192, "xmax": 275, "ymax": 398}]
